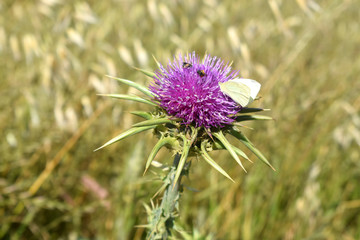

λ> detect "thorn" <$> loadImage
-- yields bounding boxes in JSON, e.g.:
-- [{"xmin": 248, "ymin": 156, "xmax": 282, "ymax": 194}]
[
  {"xmin": 152, "ymin": 54, "xmax": 160, "ymax": 67},
  {"xmin": 205, "ymin": 128, "xmax": 214, "ymax": 141}
]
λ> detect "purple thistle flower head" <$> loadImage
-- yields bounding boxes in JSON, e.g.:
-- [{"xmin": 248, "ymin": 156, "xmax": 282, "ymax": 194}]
[{"xmin": 150, "ymin": 52, "xmax": 242, "ymax": 128}]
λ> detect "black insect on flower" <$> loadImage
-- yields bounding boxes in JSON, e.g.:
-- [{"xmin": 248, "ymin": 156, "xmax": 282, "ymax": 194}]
[
  {"xmin": 182, "ymin": 62, "xmax": 192, "ymax": 69},
  {"xmin": 197, "ymin": 69, "xmax": 206, "ymax": 77}
]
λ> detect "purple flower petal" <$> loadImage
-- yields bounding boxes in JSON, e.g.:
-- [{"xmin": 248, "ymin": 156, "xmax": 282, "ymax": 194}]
[{"xmin": 149, "ymin": 52, "xmax": 241, "ymax": 128}]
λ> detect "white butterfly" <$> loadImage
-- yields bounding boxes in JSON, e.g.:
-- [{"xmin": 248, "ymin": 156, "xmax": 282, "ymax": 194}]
[{"xmin": 219, "ymin": 78, "xmax": 261, "ymax": 107}]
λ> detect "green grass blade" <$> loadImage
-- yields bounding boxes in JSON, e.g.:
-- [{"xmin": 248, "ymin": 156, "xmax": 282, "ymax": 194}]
[
  {"xmin": 105, "ymin": 75, "xmax": 154, "ymax": 97},
  {"xmin": 94, "ymin": 126, "xmax": 155, "ymax": 151},
  {"xmin": 97, "ymin": 93, "xmax": 157, "ymax": 106},
  {"xmin": 200, "ymin": 142, "xmax": 234, "ymax": 182},
  {"xmin": 229, "ymin": 129, "xmax": 275, "ymax": 171},
  {"xmin": 213, "ymin": 131, "xmax": 247, "ymax": 173},
  {"xmin": 173, "ymin": 136, "xmax": 191, "ymax": 187},
  {"xmin": 130, "ymin": 111, "xmax": 152, "ymax": 120},
  {"xmin": 132, "ymin": 66, "xmax": 156, "ymax": 78},
  {"xmin": 235, "ymin": 115, "xmax": 273, "ymax": 122},
  {"xmin": 144, "ymin": 137, "xmax": 175, "ymax": 174},
  {"xmin": 133, "ymin": 118, "xmax": 172, "ymax": 127}
]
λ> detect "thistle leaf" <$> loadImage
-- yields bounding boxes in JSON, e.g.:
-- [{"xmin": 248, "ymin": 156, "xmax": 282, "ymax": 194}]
[
  {"xmin": 213, "ymin": 131, "xmax": 247, "ymax": 173},
  {"xmin": 235, "ymin": 115, "xmax": 273, "ymax": 122},
  {"xmin": 173, "ymin": 136, "xmax": 191, "ymax": 187},
  {"xmin": 229, "ymin": 129, "xmax": 275, "ymax": 171},
  {"xmin": 105, "ymin": 75, "xmax": 153, "ymax": 97},
  {"xmin": 97, "ymin": 93, "xmax": 157, "ymax": 106},
  {"xmin": 213, "ymin": 140, "xmax": 251, "ymax": 162},
  {"xmin": 133, "ymin": 118, "xmax": 172, "ymax": 127},
  {"xmin": 144, "ymin": 137, "xmax": 175, "ymax": 174},
  {"xmin": 231, "ymin": 145, "xmax": 252, "ymax": 162},
  {"xmin": 237, "ymin": 108, "xmax": 270, "ymax": 114},
  {"xmin": 94, "ymin": 126, "xmax": 155, "ymax": 151},
  {"xmin": 231, "ymin": 122, "xmax": 254, "ymax": 130},
  {"xmin": 131, "ymin": 111, "xmax": 152, "ymax": 120},
  {"xmin": 200, "ymin": 142, "xmax": 234, "ymax": 182},
  {"xmin": 212, "ymin": 140, "xmax": 225, "ymax": 150},
  {"xmin": 132, "ymin": 66, "xmax": 156, "ymax": 78},
  {"xmin": 230, "ymin": 129, "xmax": 254, "ymax": 145}
]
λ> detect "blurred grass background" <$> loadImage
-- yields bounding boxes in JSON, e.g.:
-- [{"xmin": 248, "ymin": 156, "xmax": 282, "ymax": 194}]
[{"xmin": 1, "ymin": 0, "xmax": 359, "ymax": 239}]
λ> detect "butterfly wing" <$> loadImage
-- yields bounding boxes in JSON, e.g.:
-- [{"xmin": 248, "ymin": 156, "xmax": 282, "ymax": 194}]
[
  {"xmin": 219, "ymin": 80, "xmax": 251, "ymax": 107},
  {"xmin": 219, "ymin": 78, "xmax": 261, "ymax": 107},
  {"xmin": 230, "ymin": 78, "xmax": 261, "ymax": 105}
]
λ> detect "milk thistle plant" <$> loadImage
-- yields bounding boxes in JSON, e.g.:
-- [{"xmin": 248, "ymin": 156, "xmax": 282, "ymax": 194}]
[{"xmin": 95, "ymin": 52, "xmax": 274, "ymax": 239}]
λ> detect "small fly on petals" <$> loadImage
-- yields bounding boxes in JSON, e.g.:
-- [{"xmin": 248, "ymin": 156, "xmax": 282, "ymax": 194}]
[{"xmin": 182, "ymin": 62, "xmax": 192, "ymax": 69}]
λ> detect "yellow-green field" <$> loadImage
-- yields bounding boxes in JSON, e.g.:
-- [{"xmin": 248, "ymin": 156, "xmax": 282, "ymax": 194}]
[{"xmin": 1, "ymin": 0, "xmax": 359, "ymax": 239}]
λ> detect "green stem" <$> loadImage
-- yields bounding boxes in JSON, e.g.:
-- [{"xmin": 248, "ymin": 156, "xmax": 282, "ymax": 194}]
[
  {"xmin": 160, "ymin": 153, "xmax": 181, "ymax": 239},
  {"xmin": 147, "ymin": 153, "xmax": 187, "ymax": 239}
]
